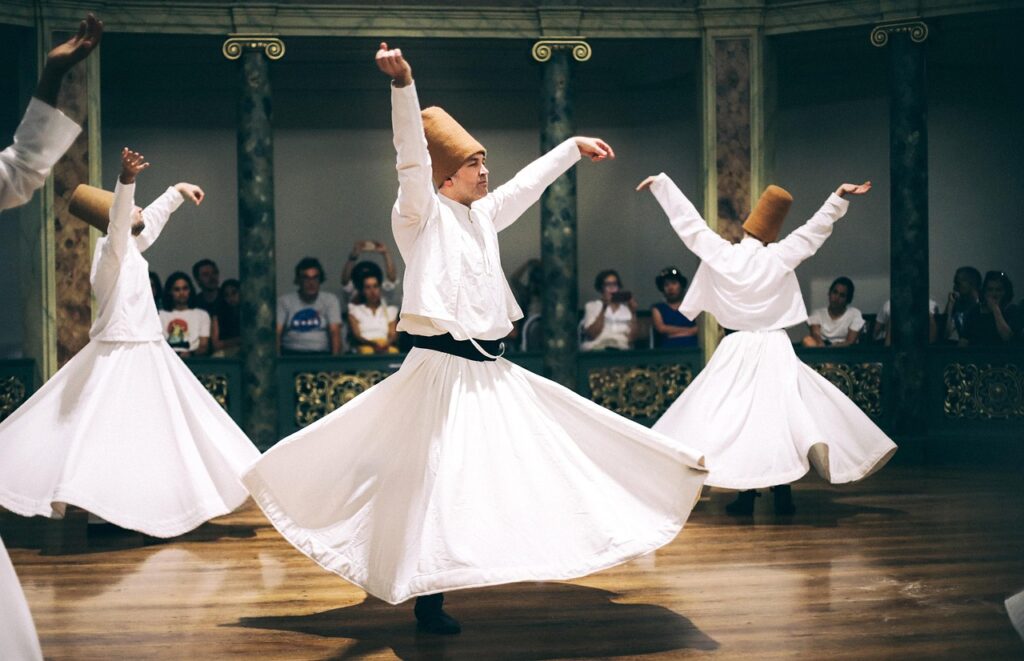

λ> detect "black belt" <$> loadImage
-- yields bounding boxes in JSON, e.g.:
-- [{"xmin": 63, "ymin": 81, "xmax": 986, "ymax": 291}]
[{"xmin": 413, "ymin": 333, "xmax": 504, "ymax": 362}]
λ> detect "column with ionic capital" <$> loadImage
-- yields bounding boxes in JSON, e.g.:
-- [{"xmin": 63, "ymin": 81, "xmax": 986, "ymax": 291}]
[
  {"xmin": 224, "ymin": 34, "xmax": 284, "ymax": 449},
  {"xmin": 872, "ymin": 21, "xmax": 930, "ymax": 438},
  {"xmin": 533, "ymin": 38, "xmax": 590, "ymax": 390}
]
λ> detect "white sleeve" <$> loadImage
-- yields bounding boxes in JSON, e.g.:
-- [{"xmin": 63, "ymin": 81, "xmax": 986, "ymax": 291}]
[
  {"xmin": 849, "ymin": 309, "xmax": 865, "ymax": 332},
  {"xmin": 769, "ymin": 194, "xmax": 849, "ymax": 272},
  {"xmin": 135, "ymin": 186, "xmax": 184, "ymax": 252},
  {"xmin": 648, "ymin": 173, "xmax": 736, "ymax": 272},
  {"xmin": 478, "ymin": 139, "xmax": 582, "ymax": 233},
  {"xmin": 582, "ymin": 300, "xmax": 603, "ymax": 327},
  {"xmin": 198, "ymin": 310, "xmax": 211, "ymax": 338},
  {"xmin": 0, "ymin": 98, "xmax": 81, "ymax": 211},
  {"xmin": 390, "ymin": 82, "xmax": 439, "ymax": 251},
  {"xmin": 807, "ymin": 308, "xmax": 823, "ymax": 326}
]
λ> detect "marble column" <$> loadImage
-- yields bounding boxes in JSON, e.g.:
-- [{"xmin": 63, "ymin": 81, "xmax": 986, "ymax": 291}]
[
  {"xmin": 874, "ymin": 21, "xmax": 930, "ymax": 437},
  {"xmin": 228, "ymin": 36, "xmax": 283, "ymax": 449},
  {"xmin": 534, "ymin": 40, "xmax": 588, "ymax": 390},
  {"xmin": 700, "ymin": 29, "xmax": 765, "ymax": 361}
]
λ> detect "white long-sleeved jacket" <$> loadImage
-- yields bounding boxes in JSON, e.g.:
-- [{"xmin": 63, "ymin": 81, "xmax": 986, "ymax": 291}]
[
  {"xmin": 649, "ymin": 173, "xmax": 849, "ymax": 331},
  {"xmin": 390, "ymin": 82, "xmax": 581, "ymax": 341},
  {"xmin": 89, "ymin": 182, "xmax": 184, "ymax": 341}
]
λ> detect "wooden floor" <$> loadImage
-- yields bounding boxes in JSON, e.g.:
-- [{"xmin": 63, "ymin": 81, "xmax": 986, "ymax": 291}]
[{"xmin": 3, "ymin": 464, "xmax": 1023, "ymax": 660}]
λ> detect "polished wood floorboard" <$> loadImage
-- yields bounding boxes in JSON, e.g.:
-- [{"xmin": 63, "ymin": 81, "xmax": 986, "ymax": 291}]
[{"xmin": 3, "ymin": 465, "xmax": 1023, "ymax": 660}]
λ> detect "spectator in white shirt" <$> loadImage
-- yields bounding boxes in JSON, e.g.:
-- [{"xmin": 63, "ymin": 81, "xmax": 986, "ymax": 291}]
[
  {"xmin": 159, "ymin": 271, "xmax": 211, "ymax": 357},
  {"xmin": 341, "ymin": 240, "xmax": 398, "ymax": 302},
  {"xmin": 348, "ymin": 264, "xmax": 399, "ymax": 354},
  {"xmin": 803, "ymin": 276, "xmax": 864, "ymax": 347},
  {"xmin": 582, "ymin": 269, "xmax": 638, "ymax": 351}
]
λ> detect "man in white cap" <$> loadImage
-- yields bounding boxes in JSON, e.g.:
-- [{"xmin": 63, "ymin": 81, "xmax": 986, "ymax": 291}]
[
  {"xmin": 638, "ymin": 174, "xmax": 897, "ymax": 517},
  {"xmin": 243, "ymin": 44, "xmax": 707, "ymax": 635},
  {"xmin": 0, "ymin": 15, "xmax": 102, "ymax": 661}
]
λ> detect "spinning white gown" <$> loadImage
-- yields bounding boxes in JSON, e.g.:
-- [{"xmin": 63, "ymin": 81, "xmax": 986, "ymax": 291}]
[
  {"xmin": 0, "ymin": 178, "xmax": 260, "ymax": 538},
  {"xmin": 243, "ymin": 82, "xmax": 707, "ymax": 605},
  {"xmin": 0, "ymin": 96, "xmax": 82, "ymax": 661},
  {"xmin": 647, "ymin": 174, "xmax": 896, "ymax": 490}
]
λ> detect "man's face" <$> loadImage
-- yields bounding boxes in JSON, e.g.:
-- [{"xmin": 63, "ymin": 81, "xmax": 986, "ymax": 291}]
[
  {"xmin": 443, "ymin": 153, "xmax": 488, "ymax": 205},
  {"xmin": 361, "ymin": 277, "xmax": 382, "ymax": 306},
  {"xmin": 197, "ymin": 264, "xmax": 220, "ymax": 292},
  {"xmin": 130, "ymin": 206, "xmax": 145, "ymax": 236},
  {"xmin": 223, "ymin": 285, "xmax": 241, "ymax": 307},
  {"xmin": 662, "ymin": 280, "xmax": 683, "ymax": 301},
  {"xmin": 171, "ymin": 278, "xmax": 191, "ymax": 308},
  {"xmin": 298, "ymin": 268, "xmax": 321, "ymax": 298},
  {"xmin": 601, "ymin": 276, "xmax": 620, "ymax": 300},
  {"xmin": 829, "ymin": 284, "xmax": 850, "ymax": 310},
  {"xmin": 954, "ymin": 273, "xmax": 977, "ymax": 297}
]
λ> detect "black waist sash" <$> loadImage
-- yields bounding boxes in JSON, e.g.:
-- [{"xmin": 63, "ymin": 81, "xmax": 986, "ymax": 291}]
[{"xmin": 413, "ymin": 333, "xmax": 504, "ymax": 362}]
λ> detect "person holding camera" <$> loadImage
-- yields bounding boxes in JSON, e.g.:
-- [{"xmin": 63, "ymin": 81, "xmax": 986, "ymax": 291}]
[
  {"xmin": 341, "ymin": 239, "xmax": 398, "ymax": 301},
  {"xmin": 581, "ymin": 269, "xmax": 639, "ymax": 351}
]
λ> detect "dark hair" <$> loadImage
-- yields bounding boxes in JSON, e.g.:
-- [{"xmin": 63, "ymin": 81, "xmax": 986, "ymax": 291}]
[
  {"xmin": 656, "ymin": 267, "xmax": 687, "ymax": 293},
  {"xmin": 149, "ymin": 271, "xmax": 162, "ymax": 305},
  {"xmin": 191, "ymin": 258, "xmax": 218, "ymax": 281},
  {"xmin": 829, "ymin": 276, "xmax": 855, "ymax": 304},
  {"xmin": 955, "ymin": 266, "xmax": 982, "ymax": 291},
  {"xmin": 162, "ymin": 271, "xmax": 197, "ymax": 311},
  {"xmin": 982, "ymin": 271, "xmax": 1014, "ymax": 308},
  {"xmin": 594, "ymin": 269, "xmax": 622, "ymax": 292},
  {"xmin": 220, "ymin": 278, "xmax": 240, "ymax": 295},
  {"xmin": 294, "ymin": 257, "xmax": 325, "ymax": 284},
  {"xmin": 353, "ymin": 261, "xmax": 384, "ymax": 293}
]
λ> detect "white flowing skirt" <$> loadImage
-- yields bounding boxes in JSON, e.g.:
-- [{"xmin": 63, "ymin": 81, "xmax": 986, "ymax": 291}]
[
  {"xmin": 0, "ymin": 340, "xmax": 260, "ymax": 537},
  {"xmin": 0, "ymin": 537, "xmax": 42, "ymax": 661},
  {"xmin": 653, "ymin": 330, "xmax": 896, "ymax": 490},
  {"xmin": 244, "ymin": 347, "xmax": 707, "ymax": 605}
]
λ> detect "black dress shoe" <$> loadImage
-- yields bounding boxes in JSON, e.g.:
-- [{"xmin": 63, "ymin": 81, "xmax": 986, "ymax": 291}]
[
  {"xmin": 414, "ymin": 593, "xmax": 462, "ymax": 635},
  {"xmin": 771, "ymin": 484, "xmax": 795, "ymax": 515},
  {"xmin": 725, "ymin": 490, "xmax": 760, "ymax": 516}
]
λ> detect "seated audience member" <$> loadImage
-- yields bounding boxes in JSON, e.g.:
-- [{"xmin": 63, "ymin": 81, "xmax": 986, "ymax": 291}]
[
  {"xmin": 149, "ymin": 271, "xmax": 162, "ymax": 309},
  {"xmin": 159, "ymin": 271, "xmax": 211, "ymax": 357},
  {"xmin": 277, "ymin": 257, "xmax": 343, "ymax": 355},
  {"xmin": 347, "ymin": 263, "xmax": 399, "ymax": 354},
  {"xmin": 211, "ymin": 278, "xmax": 241, "ymax": 357},
  {"xmin": 803, "ymin": 276, "xmax": 864, "ymax": 347},
  {"xmin": 651, "ymin": 267, "xmax": 698, "ymax": 348},
  {"xmin": 943, "ymin": 266, "xmax": 982, "ymax": 343},
  {"xmin": 192, "ymin": 258, "xmax": 221, "ymax": 314},
  {"xmin": 582, "ymin": 269, "xmax": 638, "ymax": 351},
  {"xmin": 874, "ymin": 298, "xmax": 940, "ymax": 346},
  {"xmin": 960, "ymin": 271, "xmax": 1021, "ymax": 347},
  {"xmin": 342, "ymin": 240, "xmax": 398, "ymax": 301}
]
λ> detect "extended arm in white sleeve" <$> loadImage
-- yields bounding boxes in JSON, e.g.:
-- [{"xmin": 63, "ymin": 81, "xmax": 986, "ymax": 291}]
[
  {"xmin": 483, "ymin": 139, "xmax": 582, "ymax": 232},
  {"xmin": 769, "ymin": 193, "xmax": 849, "ymax": 271},
  {"xmin": 136, "ymin": 186, "xmax": 185, "ymax": 252},
  {"xmin": 390, "ymin": 82, "xmax": 438, "ymax": 241},
  {"xmin": 649, "ymin": 173, "xmax": 735, "ymax": 271},
  {"xmin": 106, "ymin": 180, "xmax": 135, "ymax": 259},
  {"xmin": 0, "ymin": 98, "xmax": 81, "ymax": 211}
]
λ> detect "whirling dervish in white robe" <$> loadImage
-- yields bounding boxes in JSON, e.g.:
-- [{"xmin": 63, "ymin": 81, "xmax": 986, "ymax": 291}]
[
  {"xmin": 0, "ymin": 148, "xmax": 260, "ymax": 540},
  {"xmin": 641, "ymin": 173, "xmax": 897, "ymax": 491},
  {"xmin": 242, "ymin": 44, "xmax": 708, "ymax": 608}
]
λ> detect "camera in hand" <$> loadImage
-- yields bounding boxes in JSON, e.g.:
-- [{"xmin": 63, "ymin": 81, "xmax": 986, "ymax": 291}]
[{"xmin": 610, "ymin": 290, "xmax": 632, "ymax": 304}]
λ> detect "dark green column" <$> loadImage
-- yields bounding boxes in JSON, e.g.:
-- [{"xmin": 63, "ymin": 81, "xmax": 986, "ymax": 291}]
[
  {"xmin": 231, "ymin": 39, "xmax": 281, "ymax": 449},
  {"xmin": 876, "ymin": 22, "xmax": 929, "ymax": 438},
  {"xmin": 538, "ymin": 47, "xmax": 578, "ymax": 390}
]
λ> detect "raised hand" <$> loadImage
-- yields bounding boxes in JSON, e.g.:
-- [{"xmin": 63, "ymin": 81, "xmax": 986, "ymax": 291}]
[
  {"xmin": 174, "ymin": 183, "xmax": 205, "ymax": 205},
  {"xmin": 574, "ymin": 137, "xmax": 615, "ymax": 162},
  {"xmin": 375, "ymin": 42, "xmax": 413, "ymax": 87},
  {"xmin": 635, "ymin": 175, "xmax": 660, "ymax": 192},
  {"xmin": 34, "ymin": 14, "xmax": 104, "ymax": 107},
  {"xmin": 120, "ymin": 147, "xmax": 150, "ymax": 184},
  {"xmin": 45, "ymin": 14, "xmax": 103, "ymax": 74},
  {"xmin": 835, "ymin": 181, "xmax": 872, "ymax": 198}
]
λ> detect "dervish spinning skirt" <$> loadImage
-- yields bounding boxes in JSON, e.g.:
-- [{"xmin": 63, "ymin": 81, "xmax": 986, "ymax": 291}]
[
  {"xmin": 0, "ymin": 340, "xmax": 260, "ymax": 538},
  {"xmin": 244, "ymin": 347, "xmax": 707, "ymax": 605},
  {"xmin": 654, "ymin": 330, "xmax": 896, "ymax": 490}
]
